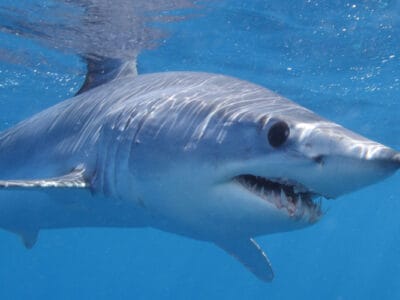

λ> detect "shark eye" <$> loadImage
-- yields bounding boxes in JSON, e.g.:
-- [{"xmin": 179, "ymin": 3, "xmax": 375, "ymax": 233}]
[{"xmin": 268, "ymin": 121, "xmax": 290, "ymax": 148}]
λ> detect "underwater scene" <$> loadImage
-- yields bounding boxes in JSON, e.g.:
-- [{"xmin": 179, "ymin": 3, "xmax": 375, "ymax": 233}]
[{"xmin": 0, "ymin": 1, "xmax": 399, "ymax": 299}]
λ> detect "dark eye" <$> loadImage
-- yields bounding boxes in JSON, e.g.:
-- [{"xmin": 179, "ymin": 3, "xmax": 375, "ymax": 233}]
[{"xmin": 268, "ymin": 121, "xmax": 290, "ymax": 148}]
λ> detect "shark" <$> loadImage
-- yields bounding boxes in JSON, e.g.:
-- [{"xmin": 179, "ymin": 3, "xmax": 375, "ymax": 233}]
[{"xmin": 0, "ymin": 56, "xmax": 399, "ymax": 282}]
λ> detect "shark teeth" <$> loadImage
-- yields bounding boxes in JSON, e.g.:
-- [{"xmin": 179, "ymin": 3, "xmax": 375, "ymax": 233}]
[{"xmin": 234, "ymin": 174, "xmax": 323, "ymax": 222}]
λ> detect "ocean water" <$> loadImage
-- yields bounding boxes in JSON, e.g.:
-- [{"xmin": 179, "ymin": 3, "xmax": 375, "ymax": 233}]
[{"xmin": 0, "ymin": 1, "xmax": 399, "ymax": 299}]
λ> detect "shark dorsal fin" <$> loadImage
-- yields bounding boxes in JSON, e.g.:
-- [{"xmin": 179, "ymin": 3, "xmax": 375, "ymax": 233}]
[
  {"xmin": 75, "ymin": 54, "xmax": 138, "ymax": 95},
  {"xmin": 0, "ymin": 168, "xmax": 88, "ymax": 190}
]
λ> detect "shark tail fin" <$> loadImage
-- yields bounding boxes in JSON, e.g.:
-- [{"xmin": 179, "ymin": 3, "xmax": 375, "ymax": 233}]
[{"xmin": 75, "ymin": 54, "xmax": 138, "ymax": 95}]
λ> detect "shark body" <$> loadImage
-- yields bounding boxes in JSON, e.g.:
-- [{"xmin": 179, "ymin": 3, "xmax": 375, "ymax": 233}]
[{"xmin": 0, "ymin": 70, "xmax": 399, "ymax": 281}]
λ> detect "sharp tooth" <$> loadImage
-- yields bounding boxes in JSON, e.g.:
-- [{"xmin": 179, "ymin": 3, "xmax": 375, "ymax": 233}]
[
  {"xmin": 297, "ymin": 195, "xmax": 305, "ymax": 216},
  {"xmin": 288, "ymin": 205, "xmax": 296, "ymax": 216},
  {"xmin": 281, "ymin": 189, "xmax": 296, "ymax": 215},
  {"xmin": 280, "ymin": 189, "xmax": 288, "ymax": 205},
  {"xmin": 298, "ymin": 194, "xmax": 302, "ymax": 205},
  {"xmin": 260, "ymin": 186, "xmax": 265, "ymax": 195},
  {"xmin": 273, "ymin": 190, "xmax": 283, "ymax": 208}
]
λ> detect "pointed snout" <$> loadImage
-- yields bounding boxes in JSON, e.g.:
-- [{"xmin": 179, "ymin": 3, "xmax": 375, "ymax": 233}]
[
  {"xmin": 368, "ymin": 148, "xmax": 400, "ymax": 172},
  {"xmin": 301, "ymin": 146, "xmax": 399, "ymax": 199},
  {"xmin": 394, "ymin": 153, "xmax": 400, "ymax": 169},
  {"xmin": 291, "ymin": 123, "xmax": 400, "ymax": 198}
]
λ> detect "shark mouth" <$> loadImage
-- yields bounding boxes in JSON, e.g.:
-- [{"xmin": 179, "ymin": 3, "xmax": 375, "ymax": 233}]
[{"xmin": 234, "ymin": 174, "xmax": 323, "ymax": 222}]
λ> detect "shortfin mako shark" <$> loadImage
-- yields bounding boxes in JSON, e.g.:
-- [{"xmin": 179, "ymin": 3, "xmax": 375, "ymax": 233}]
[{"xmin": 0, "ymin": 55, "xmax": 399, "ymax": 282}]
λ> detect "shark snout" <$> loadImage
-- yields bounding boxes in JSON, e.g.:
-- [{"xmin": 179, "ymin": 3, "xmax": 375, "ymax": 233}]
[
  {"xmin": 291, "ymin": 124, "xmax": 400, "ymax": 198},
  {"xmin": 364, "ymin": 147, "xmax": 400, "ymax": 172},
  {"xmin": 298, "ymin": 147, "xmax": 399, "ymax": 199},
  {"xmin": 393, "ymin": 153, "xmax": 400, "ymax": 169}
]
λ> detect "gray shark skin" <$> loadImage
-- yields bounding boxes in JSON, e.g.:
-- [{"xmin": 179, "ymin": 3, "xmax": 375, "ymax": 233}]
[{"xmin": 0, "ymin": 71, "xmax": 399, "ymax": 281}]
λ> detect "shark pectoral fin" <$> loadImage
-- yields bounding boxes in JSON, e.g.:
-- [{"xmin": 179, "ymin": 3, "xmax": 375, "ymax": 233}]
[
  {"xmin": 0, "ymin": 168, "xmax": 89, "ymax": 190},
  {"xmin": 216, "ymin": 238, "xmax": 274, "ymax": 282}
]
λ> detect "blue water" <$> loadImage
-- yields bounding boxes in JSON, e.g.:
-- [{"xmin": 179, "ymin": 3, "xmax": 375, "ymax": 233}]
[{"xmin": 0, "ymin": 1, "xmax": 399, "ymax": 299}]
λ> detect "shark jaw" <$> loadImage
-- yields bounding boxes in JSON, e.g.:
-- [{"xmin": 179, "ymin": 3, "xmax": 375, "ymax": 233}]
[{"xmin": 233, "ymin": 174, "xmax": 323, "ymax": 223}]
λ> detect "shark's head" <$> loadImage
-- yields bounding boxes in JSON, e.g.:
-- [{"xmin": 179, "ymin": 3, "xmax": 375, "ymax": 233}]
[
  {"xmin": 205, "ymin": 112, "xmax": 399, "ymax": 236},
  {"xmin": 179, "ymin": 88, "xmax": 398, "ymax": 238},
  {"xmin": 128, "ymin": 73, "xmax": 399, "ymax": 239}
]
